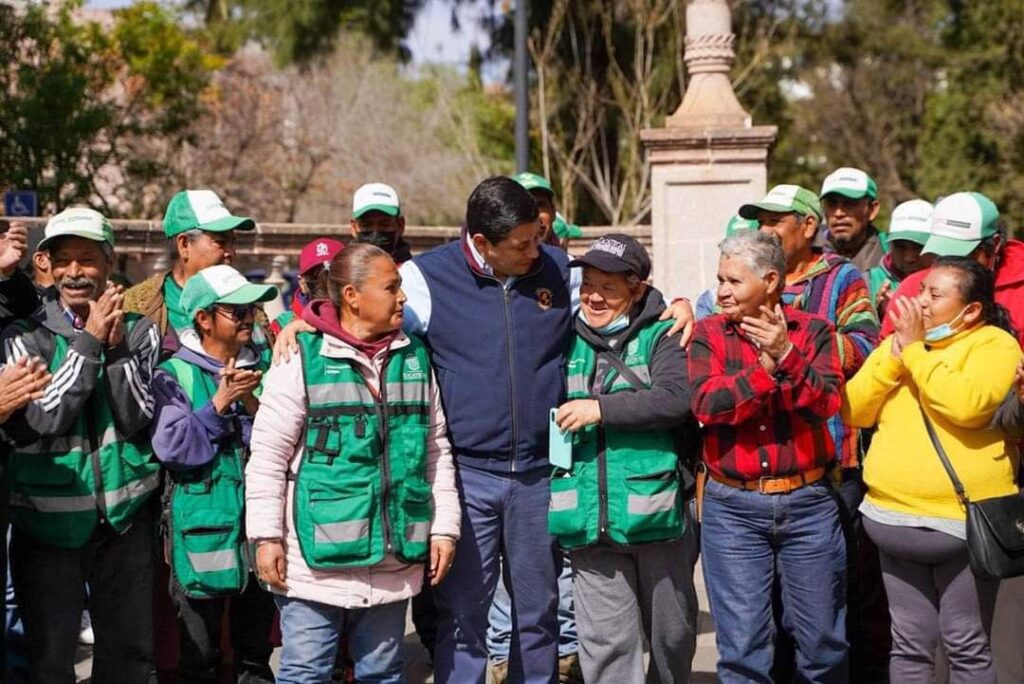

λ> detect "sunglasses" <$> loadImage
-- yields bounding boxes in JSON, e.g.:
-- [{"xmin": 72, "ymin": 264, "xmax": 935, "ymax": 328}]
[{"xmin": 213, "ymin": 304, "xmax": 256, "ymax": 321}]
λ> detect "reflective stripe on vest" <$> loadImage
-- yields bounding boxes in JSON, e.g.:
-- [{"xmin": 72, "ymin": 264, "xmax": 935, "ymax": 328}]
[
  {"xmin": 9, "ymin": 492, "xmax": 95, "ymax": 513},
  {"xmin": 627, "ymin": 489, "xmax": 677, "ymax": 515},
  {"xmin": 107, "ymin": 471, "xmax": 161, "ymax": 508},
  {"xmin": 549, "ymin": 489, "xmax": 578, "ymax": 512},
  {"xmin": 406, "ymin": 521, "xmax": 430, "ymax": 544},
  {"xmin": 315, "ymin": 519, "xmax": 370, "ymax": 544},
  {"xmin": 187, "ymin": 549, "xmax": 238, "ymax": 574}
]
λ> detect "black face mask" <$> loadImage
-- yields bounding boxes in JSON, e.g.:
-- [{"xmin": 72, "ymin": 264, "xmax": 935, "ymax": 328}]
[{"xmin": 356, "ymin": 230, "xmax": 399, "ymax": 255}]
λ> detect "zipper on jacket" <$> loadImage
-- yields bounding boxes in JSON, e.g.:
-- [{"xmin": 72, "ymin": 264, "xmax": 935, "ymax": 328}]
[
  {"xmin": 376, "ymin": 367, "xmax": 394, "ymax": 553},
  {"xmin": 597, "ymin": 428, "xmax": 608, "ymax": 535},
  {"xmin": 85, "ymin": 399, "xmax": 106, "ymax": 524},
  {"xmin": 501, "ymin": 287, "xmax": 519, "ymax": 472}
]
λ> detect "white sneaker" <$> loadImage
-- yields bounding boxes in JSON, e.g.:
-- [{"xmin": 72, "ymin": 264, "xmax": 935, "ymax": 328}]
[{"xmin": 79, "ymin": 610, "xmax": 95, "ymax": 645}]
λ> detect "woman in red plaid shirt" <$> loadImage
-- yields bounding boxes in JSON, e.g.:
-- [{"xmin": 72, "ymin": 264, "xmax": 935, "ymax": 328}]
[{"xmin": 688, "ymin": 229, "xmax": 849, "ymax": 684}]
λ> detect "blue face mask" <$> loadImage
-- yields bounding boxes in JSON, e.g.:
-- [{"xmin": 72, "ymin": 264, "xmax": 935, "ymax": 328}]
[
  {"xmin": 582, "ymin": 308, "xmax": 630, "ymax": 335},
  {"xmin": 593, "ymin": 314, "xmax": 630, "ymax": 335},
  {"xmin": 924, "ymin": 306, "xmax": 969, "ymax": 343}
]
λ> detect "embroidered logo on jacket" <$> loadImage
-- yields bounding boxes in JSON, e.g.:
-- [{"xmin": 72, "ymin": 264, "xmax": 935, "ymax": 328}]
[{"xmin": 535, "ymin": 288, "xmax": 553, "ymax": 311}]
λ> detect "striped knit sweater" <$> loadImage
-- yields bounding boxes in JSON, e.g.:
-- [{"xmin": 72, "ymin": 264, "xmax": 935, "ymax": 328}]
[{"xmin": 782, "ymin": 251, "xmax": 880, "ymax": 468}]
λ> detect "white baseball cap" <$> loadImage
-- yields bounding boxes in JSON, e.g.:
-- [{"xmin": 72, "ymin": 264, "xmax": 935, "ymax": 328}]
[
  {"xmin": 180, "ymin": 264, "xmax": 277, "ymax": 321},
  {"xmin": 922, "ymin": 192, "xmax": 1000, "ymax": 257},
  {"xmin": 353, "ymin": 183, "xmax": 401, "ymax": 219},
  {"xmin": 38, "ymin": 207, "xmax": 115, "ymax": 251},
  {"xmin": 163, "ymin": 189, "xmax": 255, "ymax": 238},
  {"xmin": 820, "ymin": 167, "xmax": 878, "ymax": 200},
  {"xmin": 887, "ymin": 199, "xmax": 934, "ymax": 246}
]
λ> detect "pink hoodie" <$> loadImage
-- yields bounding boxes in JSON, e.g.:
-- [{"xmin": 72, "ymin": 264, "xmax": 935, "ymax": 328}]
[{"xmin": 245, "ymin": 323, "xmax": 460, "ymax": 609}]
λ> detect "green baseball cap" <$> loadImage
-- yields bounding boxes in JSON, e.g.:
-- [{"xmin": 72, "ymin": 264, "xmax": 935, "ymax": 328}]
[
  {"xmin": 738, "ymin": 184, "xmax": 823, "ymax": 221},
  {"xmin": 511, "ymin": 172, "xmax": 554, "ymax": 197},
  {"xmin": 163, "ymin": 190, "xmax": 255, "ymax": 238},
  {"xmin": 887, "ymin": 199, "xmax": 934, "ymax": 246},
  {"xmin": 921, "ymin": 192, "xmax": 1000, "ymax": 258},
  {"xmin": 820, "ymin": 167, "xmax": 878, "ymax": 200},
  {"xmin": 725, "ymin": 214, "xmax": 759, "ymax": 237},
  {"xmin": 180, "ymin": 264, "xmax": 277, "ymax": 322},
  {"xmin": 38, "ymin": 207, "xmax": 115, "ymax": 251},
  {"xmin": 552, "ymin": 212, "xmax": 582, "ymax": 240}
]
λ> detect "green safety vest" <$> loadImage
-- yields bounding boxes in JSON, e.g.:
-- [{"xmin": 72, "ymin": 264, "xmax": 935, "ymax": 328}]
[
  {"xmin": 549, "ymin": 319, "xmax": 685, "ymax": 549},
  {"xmin": 8, "ymin": 318, "xmax": 160, "ymax": 550},
  {"xmin": 161, "ymin": 354, "xmax": 265, "ymax": 598},
  {"xmin": 294, "ymin": 332, "xmax": 434, "ymax": 570}
]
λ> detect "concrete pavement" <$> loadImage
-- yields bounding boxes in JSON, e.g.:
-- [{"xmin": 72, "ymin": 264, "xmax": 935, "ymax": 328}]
[{"xmin": 74, "ymin": 563, "xmax": 720, "ymax": 682}]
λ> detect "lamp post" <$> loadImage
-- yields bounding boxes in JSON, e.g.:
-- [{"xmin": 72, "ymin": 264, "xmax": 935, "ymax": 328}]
[{"xmin": 513, "ymin": 0, "xmax": 529, "ymax": 173}]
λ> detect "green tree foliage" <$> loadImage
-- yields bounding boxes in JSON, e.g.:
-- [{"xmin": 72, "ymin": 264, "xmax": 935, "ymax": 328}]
[
  {"xmin": 183, "ymin": 0, "xmax": 425, "ymax": 65},
  {"xmin": 735, "ymin": 0, "xmax": 1024, "ymax": 228},
  {"xmin": 0, "ymin": 1, "xmax": 214, "ymax": 215},
  {"xmin": 468, "ymin": 0, "xmax": 1024, "ymax": 229}
]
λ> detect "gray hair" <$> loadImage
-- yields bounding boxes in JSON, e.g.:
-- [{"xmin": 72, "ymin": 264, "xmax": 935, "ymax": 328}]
[
  {"xmin": 327, "ymin": 242, "xmax": 390, "ymax": 309},
  {"xmin": 167, "ymin": 229, "xmax": 204, "ymax": 262},
  {"xmin": 718, "ymin": 230, "xmax": 786, "ymax": 279}
]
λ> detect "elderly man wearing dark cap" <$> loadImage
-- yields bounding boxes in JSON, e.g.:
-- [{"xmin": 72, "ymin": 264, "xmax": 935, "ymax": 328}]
[{"xmin": 549, "ymin": 234, "xmax": 699, "ymax": 684}]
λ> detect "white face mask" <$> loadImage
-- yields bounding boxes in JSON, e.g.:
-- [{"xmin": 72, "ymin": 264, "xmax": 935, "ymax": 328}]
[{"xmin": 924, "ymin": 306, "xmax": 969, "ymax": 343}]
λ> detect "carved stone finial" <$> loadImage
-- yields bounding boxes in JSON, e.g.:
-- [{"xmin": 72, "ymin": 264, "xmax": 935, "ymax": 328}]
[{"xmin": 666, "ymin": 0, "xmax": 751, "ymax": 129}]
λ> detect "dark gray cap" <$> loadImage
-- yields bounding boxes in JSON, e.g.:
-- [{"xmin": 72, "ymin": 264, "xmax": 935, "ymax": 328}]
[{"xmin": 569, "ymin": 233, "xmax": 651, "ymax": 280}]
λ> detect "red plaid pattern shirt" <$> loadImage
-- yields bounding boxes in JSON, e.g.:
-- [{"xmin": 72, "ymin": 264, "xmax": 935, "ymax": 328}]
[{"xmin": 688, "ymin": 306, "xmax": 844, "ymax": 481}]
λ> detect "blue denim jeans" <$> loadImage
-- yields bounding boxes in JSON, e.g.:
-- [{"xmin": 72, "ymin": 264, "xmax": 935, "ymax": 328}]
[
  {"xmin": 275, "ymin": 595, "xmax": 407, "ymax": 683},
  {"xmin": 487, "ymin": 552, "xmax": 578, "ymax": 661},
  {"xmin": 433, "ymin": 464, "xmax": 560, "ymax": 684},
  {"xmin": 701, "ymin": 478, "xmax": 848, "ymax": 684},
  {"xmin": 5, "ymin": 526, "xmax": 28, "ymax": 684}
]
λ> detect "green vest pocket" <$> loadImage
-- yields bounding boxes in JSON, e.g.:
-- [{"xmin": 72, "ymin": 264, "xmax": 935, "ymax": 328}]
[
  {"xmin": 394, "ymin": 481, "xmax": 431, "ymax": 562},
  {"xmin": 176, "ymin": 510, "xmax": 245, "ymax": 596},
  {"xmin": 306, "ymin": 483, "xmax": 374, "ymax": 566},
  {"xmin": 617, "ymin": 470, "xmax": 683, "ymax": 544},
  {"xmin": 548, "ymin": 474, "xmax": 587, "ymax": 546}
]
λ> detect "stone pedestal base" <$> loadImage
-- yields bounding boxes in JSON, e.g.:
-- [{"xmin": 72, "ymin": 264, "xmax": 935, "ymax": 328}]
[{"xmin": 640, "ymin": 125, "xmax": 777, "ymax": 301}]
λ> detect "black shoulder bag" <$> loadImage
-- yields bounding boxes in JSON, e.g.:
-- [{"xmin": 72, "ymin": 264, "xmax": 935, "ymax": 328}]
[{"xmin": 919, "ymin": 406, "xmax": 1024, "ymax": 579}]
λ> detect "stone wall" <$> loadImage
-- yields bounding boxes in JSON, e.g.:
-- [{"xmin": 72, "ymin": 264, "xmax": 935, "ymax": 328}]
[{"xmin": 11, "ymin": 218, "xmax": 651, "ymax": 286}]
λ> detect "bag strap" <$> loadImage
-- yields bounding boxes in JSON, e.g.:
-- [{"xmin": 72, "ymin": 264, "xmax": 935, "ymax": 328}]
[
  {"xmin": 918, "ymin": 405, "xmax": 971, "ymax": 507},
  {"xmin": 600, "ymin": 350, "xmax": 649, "ymax": 392}
]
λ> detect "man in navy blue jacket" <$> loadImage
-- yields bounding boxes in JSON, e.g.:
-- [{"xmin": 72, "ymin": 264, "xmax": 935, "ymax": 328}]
[
  {"xmin": 400, "ymin": 177, "xmax": 572, "ymax": 683},
  {"xmin": 275, "ymin": 176, "xmax": 695, "ymax": 682}
]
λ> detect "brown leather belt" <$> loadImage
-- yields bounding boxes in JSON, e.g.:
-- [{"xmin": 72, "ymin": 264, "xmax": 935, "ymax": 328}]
[{"xmin": 710, "ymin": 466, "xmax": 827, "ymax": 495}]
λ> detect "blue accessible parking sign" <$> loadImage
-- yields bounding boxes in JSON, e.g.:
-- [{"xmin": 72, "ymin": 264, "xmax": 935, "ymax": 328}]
[{"xmin": 4, "ymin": 190, "xmax": 38, "ymax": 217}]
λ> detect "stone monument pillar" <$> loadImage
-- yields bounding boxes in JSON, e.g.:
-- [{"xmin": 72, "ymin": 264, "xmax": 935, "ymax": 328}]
[{"xmin": 641, "ymin": 0, "xmax": 777, "ymax": 301}]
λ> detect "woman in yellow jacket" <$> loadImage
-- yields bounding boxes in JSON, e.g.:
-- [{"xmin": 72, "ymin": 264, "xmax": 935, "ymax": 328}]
[{"xmin": 842, "ymin": 255, "xmax": 1021, "ymax": 684}]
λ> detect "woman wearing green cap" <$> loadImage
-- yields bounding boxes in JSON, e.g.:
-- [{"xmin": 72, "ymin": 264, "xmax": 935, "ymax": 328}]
[{"xmin": 150, "ymin": 264, "xmax": 278, "ymax": 682}]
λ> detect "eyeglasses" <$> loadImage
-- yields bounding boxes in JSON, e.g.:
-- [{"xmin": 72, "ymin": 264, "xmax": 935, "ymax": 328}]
[{"xmin": 213, "ymin": 304, "xmax": 256, "ymax": 321}]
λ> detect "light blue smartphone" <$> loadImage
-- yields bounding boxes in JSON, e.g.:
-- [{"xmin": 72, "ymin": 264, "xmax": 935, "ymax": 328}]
[{"xmin": 549, "ymin": 408, "xmax": 573, "ymax": 469}]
